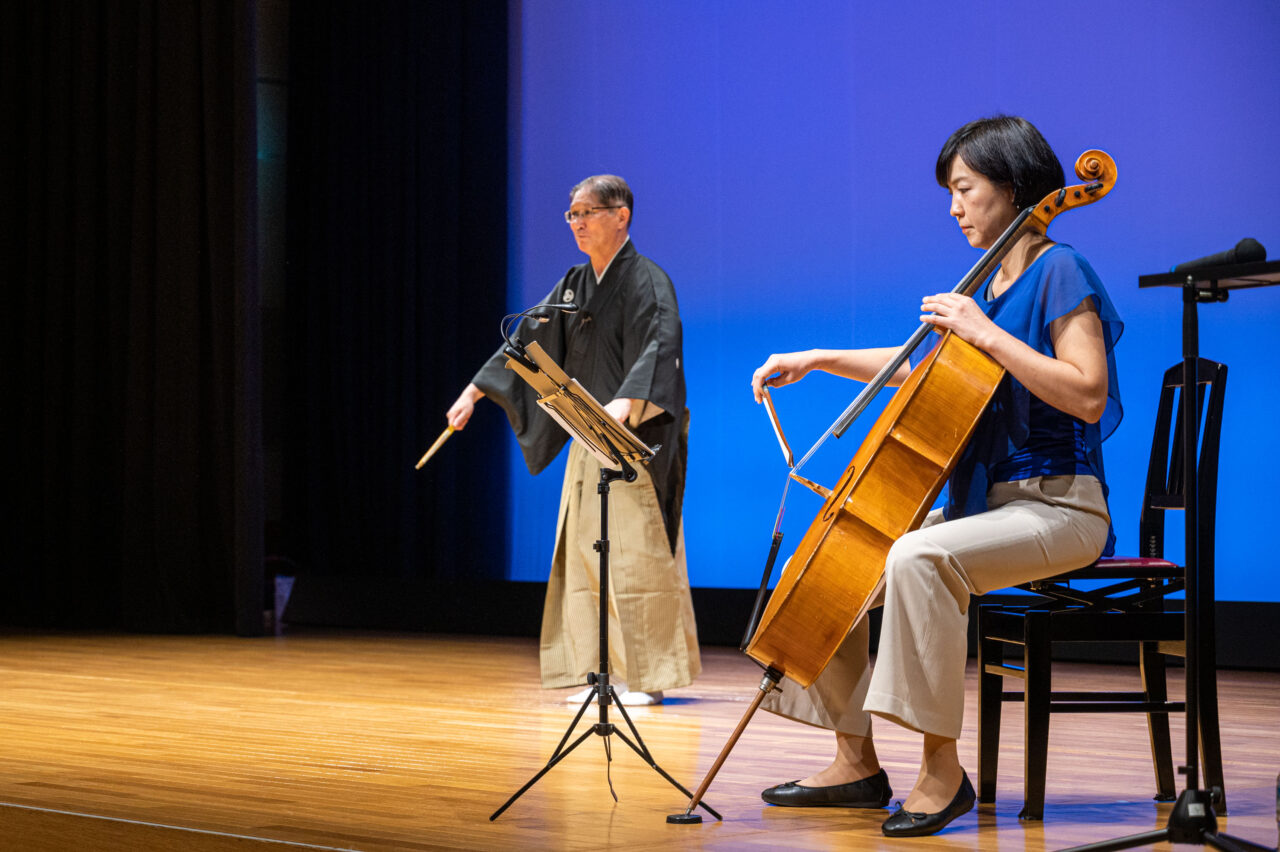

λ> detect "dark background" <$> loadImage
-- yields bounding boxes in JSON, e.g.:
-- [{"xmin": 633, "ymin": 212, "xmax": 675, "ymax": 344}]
[{"xmin": 4, "ymin": 0, "xmax": 508, "ymax": 634}]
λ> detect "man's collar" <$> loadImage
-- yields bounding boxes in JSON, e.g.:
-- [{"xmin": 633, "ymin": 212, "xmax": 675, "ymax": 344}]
[{"xmin": 594, "ymin": 235, "xmax": 631, "ymax": 283}]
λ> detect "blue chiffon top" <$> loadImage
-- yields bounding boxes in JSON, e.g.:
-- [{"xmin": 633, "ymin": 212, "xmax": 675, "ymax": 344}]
[{"xmin": 920, "ymin": 244, "xmax": 1125, "ymax": 555}]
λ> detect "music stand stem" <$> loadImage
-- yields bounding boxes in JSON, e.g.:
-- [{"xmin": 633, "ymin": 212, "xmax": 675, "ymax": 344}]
[
  {"xmin": 489, "ymin": 342, "xmax": 719, "ymax": 822},
  {"xmin": 1065, "ymin": 263, "xmax": 1280, "ymax": 851},
  {"xmin": 491, "ymin": 463, "xmax": 720, "ymax": 821}
]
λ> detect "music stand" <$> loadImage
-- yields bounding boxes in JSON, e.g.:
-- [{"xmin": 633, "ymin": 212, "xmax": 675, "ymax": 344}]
[
  {"xmin": 1062, "ymin": 259, "xmax": 1280, "ymax": 852},
  {"xmin": 489, "ymin": 340, "xmax": 721, "ymax": 822}
]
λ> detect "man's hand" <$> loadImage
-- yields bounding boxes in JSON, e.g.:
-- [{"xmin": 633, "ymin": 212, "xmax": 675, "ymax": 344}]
[
  {"xmin": 446, "ymin": 383, "xmax": 485, "ymax": 429},
  {"xmin": 604, "ymin": 397, "xmax": 634, "ymax": 424}
]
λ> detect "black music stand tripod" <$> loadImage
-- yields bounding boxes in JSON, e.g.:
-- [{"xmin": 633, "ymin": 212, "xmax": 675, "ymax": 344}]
[
  {"xmin": 488, "ymin": 340, "xmax": 719, "ymax": 822},
  {"xmin": 1064, "ymin": 257, "xmax": 1280, "ymax": 852}
]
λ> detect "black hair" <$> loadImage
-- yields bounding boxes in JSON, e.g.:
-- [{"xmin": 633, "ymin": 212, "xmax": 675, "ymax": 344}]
[{"xmin": 935, "ymin": 116, "xmax": 1064, "ymax": 210}]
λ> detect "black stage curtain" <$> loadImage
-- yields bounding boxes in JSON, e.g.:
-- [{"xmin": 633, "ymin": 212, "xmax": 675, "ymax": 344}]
[
  {"xmin": 3, "ymin": 2, "xmax": 262, "ymax": 632},
  {"xmin": 283, "ymin": 1, "xmax": 509, "ymax": 590}
]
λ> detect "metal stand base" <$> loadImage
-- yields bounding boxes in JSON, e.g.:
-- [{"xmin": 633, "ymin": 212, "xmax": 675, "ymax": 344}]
[
  {"xmin": 491, "ymin": 465, "xmax": 720, "ymax": 823},
  {"xmin": 1064, "ymin": 788, "xmax": 1273, "ymax": 852},
  {"xmin": 491, "ymin": 675, "xmax": 718, "ymax": 821}
]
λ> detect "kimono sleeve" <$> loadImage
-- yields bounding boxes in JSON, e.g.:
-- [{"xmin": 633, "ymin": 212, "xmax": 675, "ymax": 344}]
[
  {"xmin": 470, "ymin": 278, "xmax": 574, "ymax": 475},
  {"xmin": 613, "ymin": 259, "xmax": 685, "ymax": 423}
]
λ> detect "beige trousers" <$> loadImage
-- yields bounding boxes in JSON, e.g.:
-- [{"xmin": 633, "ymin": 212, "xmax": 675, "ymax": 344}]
[
  {"xmin": 762, "ymin": 474, "xmax": 1110, "ymax": 739},
  {"xmin": 539, "ymin": 441, "xmax": 701, "ymax": 693}
]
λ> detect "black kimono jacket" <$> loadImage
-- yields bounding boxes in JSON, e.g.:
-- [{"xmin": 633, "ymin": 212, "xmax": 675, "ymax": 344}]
[{"xmin": 472, "ymin": 240, "xmax": 687, "ymax": 553}]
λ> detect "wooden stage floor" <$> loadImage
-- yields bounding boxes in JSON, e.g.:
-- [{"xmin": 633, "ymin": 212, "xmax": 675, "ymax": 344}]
[{"xmin": 0, "ymin": 630, "xmax": 1276, "ymax": 851}]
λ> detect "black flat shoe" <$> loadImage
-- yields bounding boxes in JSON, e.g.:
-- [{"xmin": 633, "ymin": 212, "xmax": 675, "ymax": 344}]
[
  {"xmin": 881, "ymin": 771, "xmax": 975, "ymax": 837},
  {"xmin": 761, "ymin": 768, "xmax": 892, "ymax": 808}
]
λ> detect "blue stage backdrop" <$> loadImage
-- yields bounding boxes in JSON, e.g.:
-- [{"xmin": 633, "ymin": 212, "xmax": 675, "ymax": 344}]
[{"xmin": 497, "ymin": 1, "xmax": 1280, "ymax": 603}]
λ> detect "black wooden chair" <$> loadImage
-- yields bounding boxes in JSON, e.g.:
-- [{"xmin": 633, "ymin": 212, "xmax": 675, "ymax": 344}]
[{"xmin": 975, "ymin": 358, "xmax": 1227, "ymax": 821}]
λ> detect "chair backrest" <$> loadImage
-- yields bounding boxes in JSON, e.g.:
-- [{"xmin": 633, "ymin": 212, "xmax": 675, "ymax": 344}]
[{"xmin": 1137, "ymin": 359, "xmax": 1228, "ymax": 571}]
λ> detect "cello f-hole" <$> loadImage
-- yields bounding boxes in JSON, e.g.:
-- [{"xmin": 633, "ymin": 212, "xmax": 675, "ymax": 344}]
[{"xmin": 821, "ymin": 463, "xmax": 858, "ymax": 523}]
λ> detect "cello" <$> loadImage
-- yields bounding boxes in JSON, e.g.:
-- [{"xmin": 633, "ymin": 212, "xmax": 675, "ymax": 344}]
[{"xmin": 669, "ymin": 149, "xmax": 1117, "ymax": 824}]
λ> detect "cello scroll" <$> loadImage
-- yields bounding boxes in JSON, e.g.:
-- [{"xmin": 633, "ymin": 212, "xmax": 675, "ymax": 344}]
[{"xmin": 1029, "ymin": 149, "xmax": 1116, "ymax": 232}]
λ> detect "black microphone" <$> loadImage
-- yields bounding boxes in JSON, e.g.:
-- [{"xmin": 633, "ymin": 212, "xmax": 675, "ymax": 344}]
[
  {"xmin": 525, "ymin": 303, "xmax": 579, "ymax": 324},
  {"xmin": 499, "ymin": 302, "xmax": 581, "ymax": 370},
  {"xmin": 534, "ymin": 302, "xmax": 580, "ymax": 315},
  {"xmin": 1171, "ymin": 237, "xmax": 1266, "ymax": 272}
]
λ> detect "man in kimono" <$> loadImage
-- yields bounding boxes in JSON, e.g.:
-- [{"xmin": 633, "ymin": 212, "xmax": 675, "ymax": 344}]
[{"xmin": 446, "ymin": 175, "xmax": 699, "ymax": 706}]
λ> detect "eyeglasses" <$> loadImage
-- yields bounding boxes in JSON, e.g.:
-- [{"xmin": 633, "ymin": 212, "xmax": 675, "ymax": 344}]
[{"xmin": 564, "ymin": 206, "xmax": 623, "ymax": 223}]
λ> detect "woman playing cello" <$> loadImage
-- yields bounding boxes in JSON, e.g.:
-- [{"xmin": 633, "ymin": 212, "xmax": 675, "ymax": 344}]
[{"xmin": 748, "ymin": 115, "xmax": 1124, "ymax": 837}]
